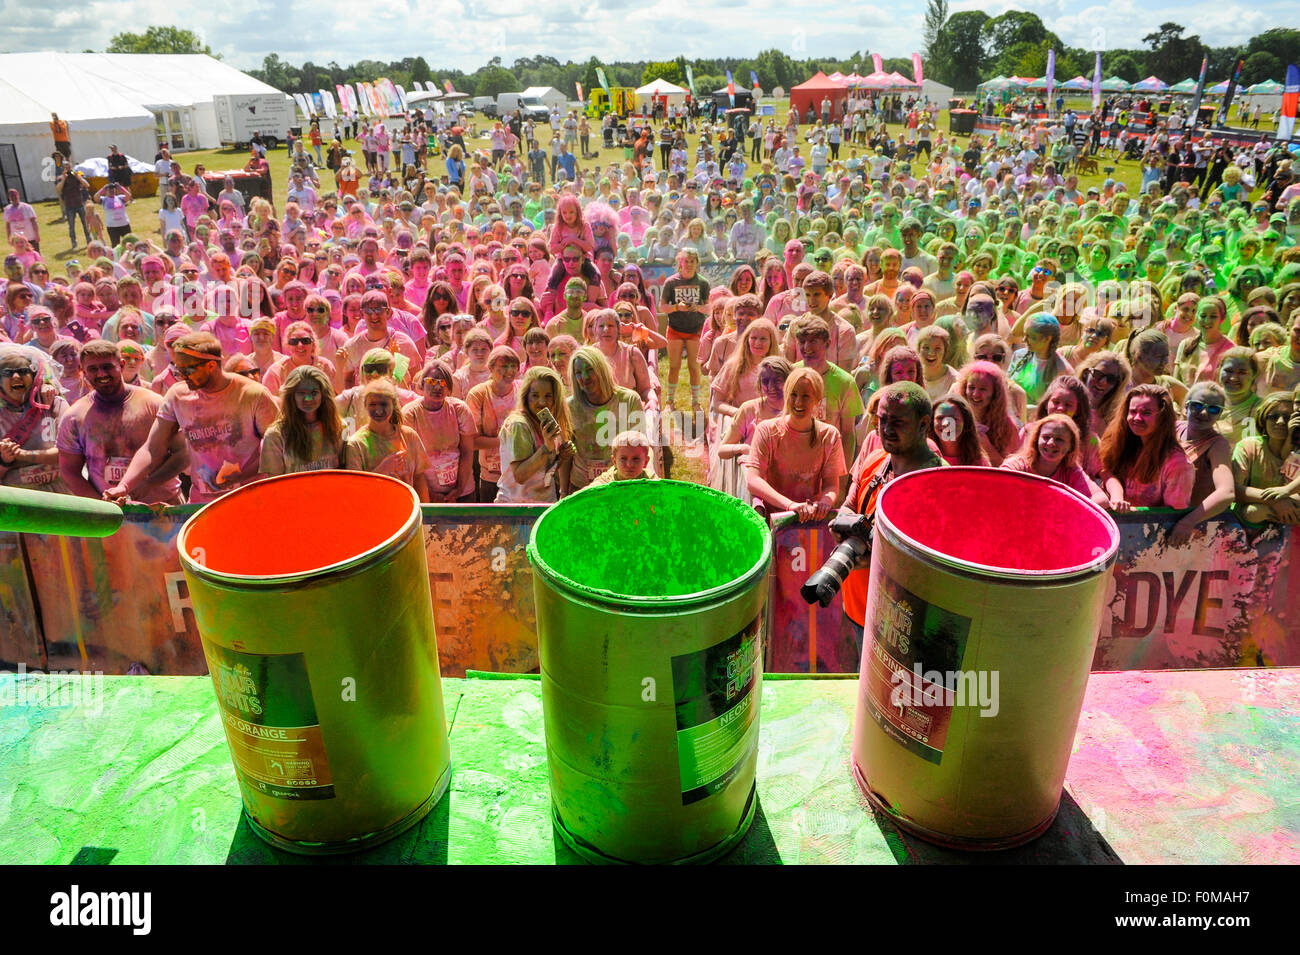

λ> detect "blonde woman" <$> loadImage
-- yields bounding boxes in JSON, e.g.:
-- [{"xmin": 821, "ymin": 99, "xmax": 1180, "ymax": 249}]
[
  {"xmin": 743, "ymin": 366, "xmax": 846, "ymax": 521},
  {"xmin": 343, "ymin": 377, "xmax": 430, "ymax": 501},
  {"xmin": 496, "ymin": 366, "xmax": 574, "ymax": 502}
]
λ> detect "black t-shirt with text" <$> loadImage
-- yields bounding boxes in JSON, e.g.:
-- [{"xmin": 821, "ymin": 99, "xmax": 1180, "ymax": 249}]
[{"xmin": 661, "ymin": 274, "xmax": 711, "ymax": 335}]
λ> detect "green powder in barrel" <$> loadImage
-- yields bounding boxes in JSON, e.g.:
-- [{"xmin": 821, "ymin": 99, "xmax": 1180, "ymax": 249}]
[{"xmin": 530, "ymin": 480, "xmax": 768, "ymax": 600}]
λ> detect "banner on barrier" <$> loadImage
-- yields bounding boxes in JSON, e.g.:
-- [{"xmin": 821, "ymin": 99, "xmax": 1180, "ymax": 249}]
[{"xmin": 2, "ymin": 506, "xmax": 1298, "ymax": 676}]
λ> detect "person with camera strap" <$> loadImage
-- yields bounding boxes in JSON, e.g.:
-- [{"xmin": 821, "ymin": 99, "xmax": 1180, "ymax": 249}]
[{"xmin": 803, "ymin": 382, "xmax": 945, "ymax": 642}]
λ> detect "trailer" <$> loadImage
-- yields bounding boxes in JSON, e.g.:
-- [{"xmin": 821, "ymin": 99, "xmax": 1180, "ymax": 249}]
[{"xmin": 214, "ymin": 92, "xmax": 292, "ymax": 149}]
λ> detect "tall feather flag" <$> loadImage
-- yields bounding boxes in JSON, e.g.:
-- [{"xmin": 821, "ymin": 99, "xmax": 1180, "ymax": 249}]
[
  {"xmin": 1222, "ymin": 57, "xmax": 1244, "ymax": 121},
  {"xmin": 1188, "ymin": 56, "xmax": 1208, "ymax": 127},
  {"xmin": 576, "ymin": 82, "xmax": 585, "ymax": 104},
  {"xmin": 750, "ymin": 70, "xmax": 760, "ymax": 93},
  {"xmin": 726, "ymin": 69, "xmax": 735, "ymax": 106},
  {"xmin": 596, "ymin": 68, "xmax": 611, "ymax": 96},
  {"xmin": 1092, "ymin": 51, "xmax": 1102, "ymax": 108},
  {"xmin": 871, "ymin": 53, "xmax": 883, "ymax": 74},
  {"xmin": 443, "ymin": 79, "xmax": 454, "ymax": 94},
  {"xmin": 686, "ymin": 65, "xmax": 696, "ymax": 97},
  {"xmin": 1279, "ymin": 63, "xmax": 1300, "ymax": 141},
  {"xmin": 1045, "ymin": 49, "xmax": 1055, "ymax": 102},
  {"xmin": 912, "ymin": 52, "xmax": 924, "ymax": 85}
]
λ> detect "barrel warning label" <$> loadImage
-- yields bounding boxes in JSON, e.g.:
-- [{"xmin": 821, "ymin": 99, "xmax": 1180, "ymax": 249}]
[
  {"xmin": 862, "ymin": 572, "xmax": 971, "ymax": 765},
  {"xmin": 671, "ymin": 615, "xmax": 762, "ymax": 805},
  {"xmin": 205, "ymin": 646, "xmax": 335, "ymax": 800}
]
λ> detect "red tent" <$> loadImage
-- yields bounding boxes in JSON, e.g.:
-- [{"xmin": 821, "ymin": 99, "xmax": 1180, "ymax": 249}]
[{"xmin": 789, "ymin": 71, "xmax": 850, "ymax": 122}]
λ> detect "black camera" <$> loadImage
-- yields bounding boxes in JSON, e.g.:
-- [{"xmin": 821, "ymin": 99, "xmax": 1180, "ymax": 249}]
[{"xmin": 800, "ymin": 511, "xmax": 875, "ymax": 608}]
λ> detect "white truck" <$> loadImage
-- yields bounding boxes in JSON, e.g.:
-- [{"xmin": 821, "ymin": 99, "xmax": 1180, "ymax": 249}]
[
  {"xmin": 214, "ymin": 93, "xmax": 292, "ymax": 149},
  {"xmin": 496, "ymin": 92, "xmax": 549, "ymax": 121}
]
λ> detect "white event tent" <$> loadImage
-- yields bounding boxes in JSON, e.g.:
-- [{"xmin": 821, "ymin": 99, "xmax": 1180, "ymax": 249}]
[
  {"xmin": 0, "ymin": 53, "xmax": 284, "ymax": 201},
  {"xmin": 635, "ymin": 79, "xmax": 689, "ymax": 109}
]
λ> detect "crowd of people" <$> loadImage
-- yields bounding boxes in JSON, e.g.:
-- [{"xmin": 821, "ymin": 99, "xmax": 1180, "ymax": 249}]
[{"xmin": 3, "ymin": 92, "xmax": 1299, "ymax": 552}]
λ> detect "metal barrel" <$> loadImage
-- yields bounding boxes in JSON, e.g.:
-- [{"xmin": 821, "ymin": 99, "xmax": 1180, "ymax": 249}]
[
  {"xmin": 527, "ymin": 480, "xmax": 771, "ymax": 864},
  {"xmin": 178, "ymin": 471, "xmax": 451, "ymax": 855},
  {"xmin": 852, "ymin": 467, "xmax": 1120, "ymax": 850},
  {"xmin": 0, "ymin": 486, "xmax": 123, "ymax": 538}
]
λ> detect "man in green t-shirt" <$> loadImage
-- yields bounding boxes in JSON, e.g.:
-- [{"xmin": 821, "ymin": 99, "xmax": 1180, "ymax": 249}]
[
  {"xmin": 791, "ymin": 314, "xmax": 864, "ymax": 479},
  {"xmin": 545, "ymin": 277, "xmax": 591, "ymax": 341}
]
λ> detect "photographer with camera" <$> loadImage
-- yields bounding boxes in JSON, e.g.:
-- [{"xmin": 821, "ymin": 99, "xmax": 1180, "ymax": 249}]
[{"xmin": 801, "ymin": 382, "xmax": 945, "ymax": 636}]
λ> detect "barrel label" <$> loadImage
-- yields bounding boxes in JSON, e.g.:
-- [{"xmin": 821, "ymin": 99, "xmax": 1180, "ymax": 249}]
[
  {"xmin": 671, "ymin": 615, "xmax": 762, "ymax": 805},
  {"xmin": 862, "ymin": 572, "xmax": 971, "ymax": 765},
  {"xmin": 205, "ymin": 645, "xmax": 335, "ymax": 800}
]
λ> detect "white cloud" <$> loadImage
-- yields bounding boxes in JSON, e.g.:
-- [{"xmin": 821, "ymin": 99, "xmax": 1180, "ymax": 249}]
[{"xmin": 3, "ymin": 0, "xmax": 1294, "ymax": 72}]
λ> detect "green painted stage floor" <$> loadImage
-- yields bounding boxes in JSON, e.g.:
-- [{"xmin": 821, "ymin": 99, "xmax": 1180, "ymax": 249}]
[{"xmin": 1, "ymin": 669, "xmax": 1296, "ymax": 864}]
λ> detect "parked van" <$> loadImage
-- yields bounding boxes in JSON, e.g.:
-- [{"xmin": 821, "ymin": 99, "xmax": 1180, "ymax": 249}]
[{"xmin": 497, "ymin": 92, "xmax": 549, "ymax": 121}]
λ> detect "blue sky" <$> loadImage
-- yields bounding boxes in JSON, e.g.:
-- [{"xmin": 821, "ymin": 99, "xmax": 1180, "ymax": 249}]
[{"xmin": 3, "ymin": 0, "xmax": 1291, "ymax": 72}]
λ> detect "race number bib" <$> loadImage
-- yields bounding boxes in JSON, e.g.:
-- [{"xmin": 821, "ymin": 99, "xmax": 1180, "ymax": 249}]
[
  {"xmin": 104, "ymin": 456, "xmax": 131, "ymax": 488},
  {"xmin": 19, "ymin": 465, "xmax": 58, "ymax": 486},
  {"xmin": 580, "ymin": 458, "xmax": 608, "ymax": 485},
  {"xmin": 429, "ymin": 450, "xmax": 460, "ymax": 489},
  {"xmin": 1283, "ymin": 452, "xmax": 1300, "ymax": 483}
]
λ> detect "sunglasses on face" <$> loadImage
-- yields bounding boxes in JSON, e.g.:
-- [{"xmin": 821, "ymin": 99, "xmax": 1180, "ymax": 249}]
[
  {"xmin": 1084, "ymin": 369, "xmax": 1117, "ymax": 386},
  {"xmin": 287, "ymin": 336, "xmax": 314, "ymax": 346},
  {"xmin": 1, "ymin": 367, "xmax": 35, "ymax": 380},
  {"xmin": 362, "ymin": 364, "xmax": 388, "ymax": 375},
  {"xmin": 1187, "ymin": 401, "xmax": 1224, "ymax": 417}
]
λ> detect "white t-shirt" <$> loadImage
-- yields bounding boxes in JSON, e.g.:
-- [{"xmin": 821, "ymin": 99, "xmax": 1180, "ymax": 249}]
[{"xmin": 3, "ymin": 202, "xmax": 37, "ymax": 240}]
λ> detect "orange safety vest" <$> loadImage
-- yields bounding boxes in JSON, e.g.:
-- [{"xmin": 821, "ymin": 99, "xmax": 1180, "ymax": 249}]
[{"xmin": 840, "ymin": 449, "xmax": 892, "ymax": 626}]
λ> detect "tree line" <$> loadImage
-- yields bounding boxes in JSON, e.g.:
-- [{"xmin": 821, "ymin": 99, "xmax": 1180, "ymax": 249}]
[
  {"xmin": 924, "ymin": 3, "xmax": 1300, "ymax": 93},
  {"xmin": 104, "ymin": 18, "xmax": 1300, "ymax": 104}
]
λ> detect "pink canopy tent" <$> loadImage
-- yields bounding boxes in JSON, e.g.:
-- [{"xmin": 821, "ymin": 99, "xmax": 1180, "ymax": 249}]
[
  {"xmin": 827, "ymin": 71, "xmax": 846, "ymax": 84},
  {"xmin": 845, "ymin": 72, "xmax": 867, "ymax": 88},
  {"xmin": 886, "ymin": 71, "xmax": 918, "ymax": 88},
  {"xmin": 858, "ymin": 70, "xmax": 893, "ymax": 90},
  {"xmin": 789, "ymin": 71, "xmax": 850, "ymax": 121}
]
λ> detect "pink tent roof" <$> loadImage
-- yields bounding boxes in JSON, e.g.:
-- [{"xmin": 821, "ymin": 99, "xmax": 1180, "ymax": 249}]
[
  {"xmin": 827, "ymin": 71, "xmax": 847, "ymax": 84},
  {"xmin": 859, "ymin": 70, "xmax": 892, "ymax": 89},
  {"xmin": 887, "ymin": 71, "xmax": 917, "ymax": 87},
  {"xmin": 792, "ymin": 71, "xmax": 850, "ymax": 92}
]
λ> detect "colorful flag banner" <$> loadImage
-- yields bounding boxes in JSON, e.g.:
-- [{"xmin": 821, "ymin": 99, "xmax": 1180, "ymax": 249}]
[
  {"xmin": 596, "ymin": 67, "xmax": 611, "ymax": 96},
  {"xmin": 1045, "ymin": 49, "xmax": 1055, "ymax": 101},
  {"xmin": 686, "ymin": 65, "xmax": 696, "ymax": 96},
  {"xmin": 318, "ymin": 88, "xmax": 337, "ymax": 118},
  {"xmin": 1189, "ymin": 56, "xmax": 1208, "ymax": 127},
  {"xmin": 576, "ymin": 82, "xmax": 585, "ymax": 103},
  {"xmin": 750, "ymin": 69, "xmax": 760, "ymax": 91},
  {"xmin": 1279, "ymin": 63, "xmax": 1299, "ymax": 141},
  {"xmin": 726, "ymin": 69, "xmax": 735, "ymax": 106},
  {"xmin": 872, "ymin": 53, "xmax": 883, "ymax": 73},
  {"xmin": 912, "ymin": 52, "xmax": 924, "ymax": 85},
  {"xmin": 1092, "ymin": 51, "xmax": 1102, "ymax": 108}
]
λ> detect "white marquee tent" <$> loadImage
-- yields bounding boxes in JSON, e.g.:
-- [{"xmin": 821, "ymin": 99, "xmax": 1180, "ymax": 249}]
[
  {"xmin": 635, "ymin": 79, "xmax": 689, "ymax": 109},
  {"xmin": 0, "ymin": 53, "xmax": 284, "ymax": 201}
]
